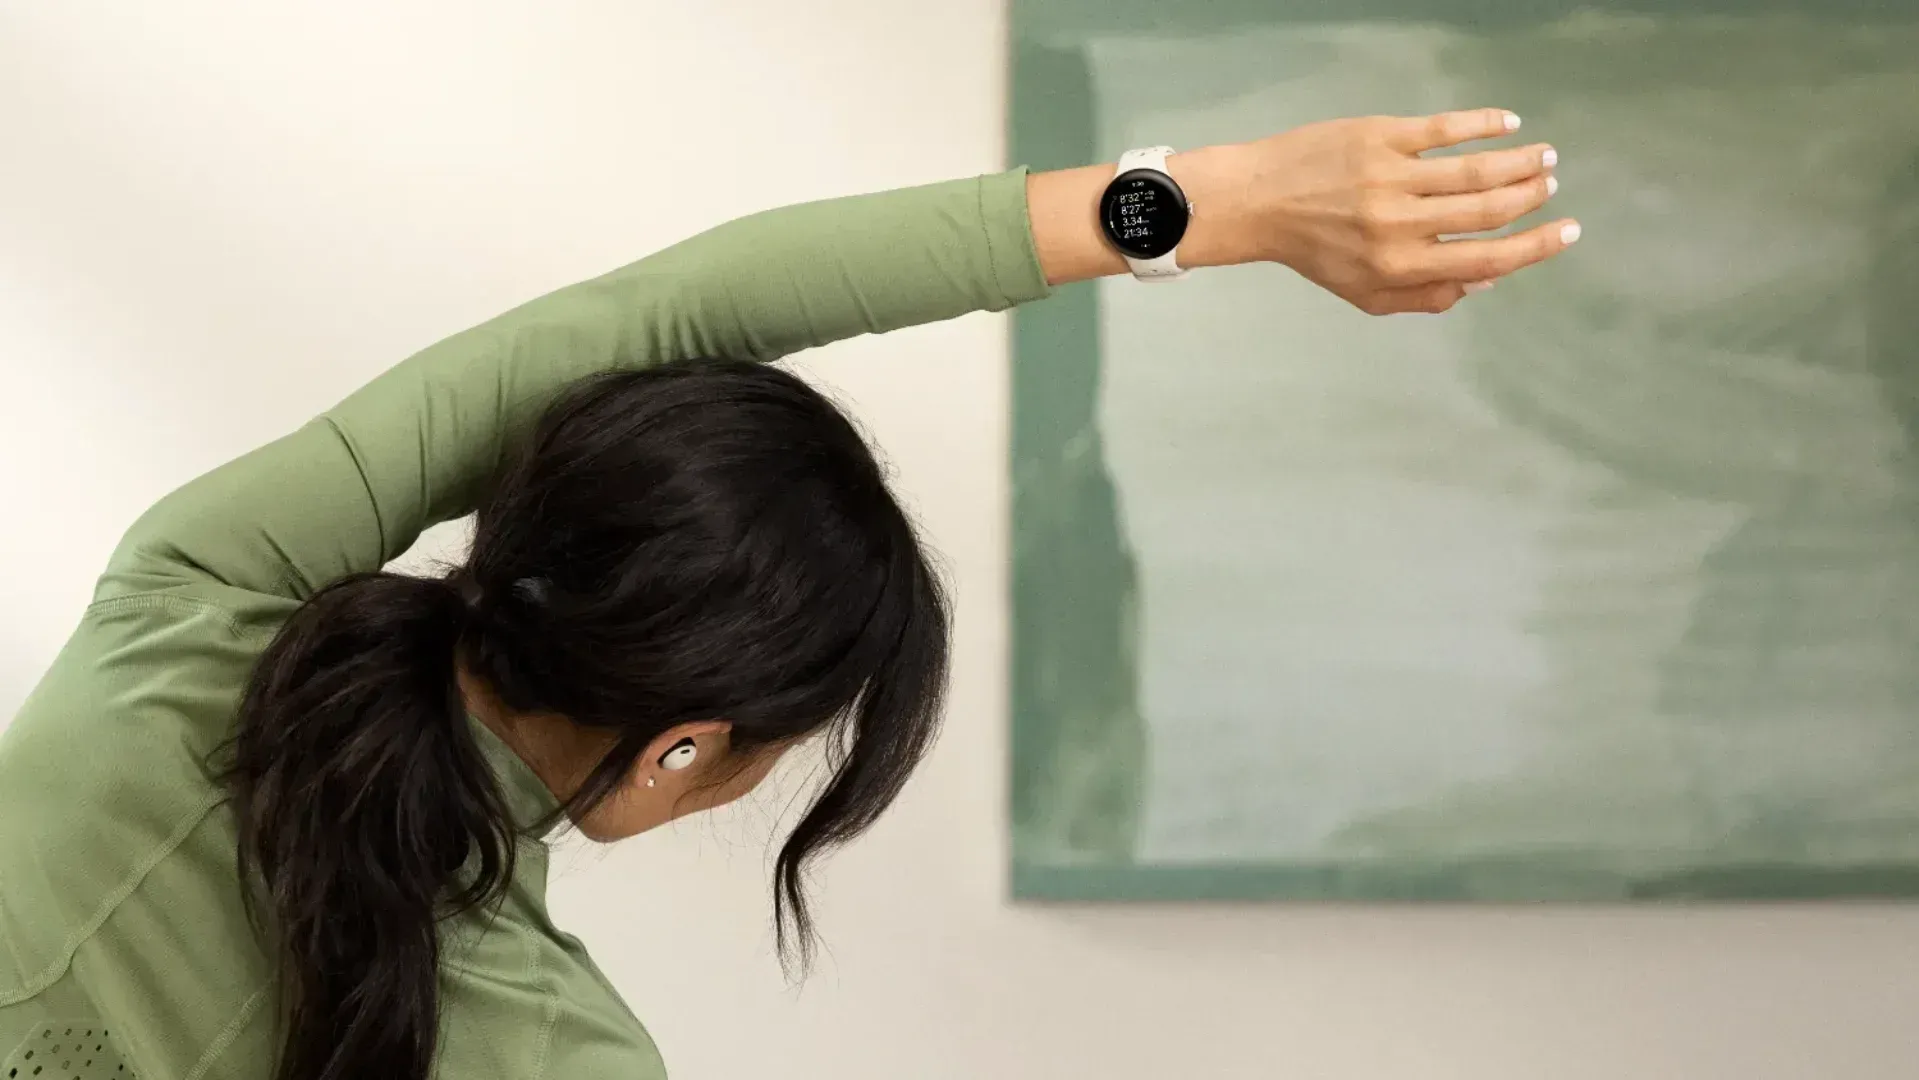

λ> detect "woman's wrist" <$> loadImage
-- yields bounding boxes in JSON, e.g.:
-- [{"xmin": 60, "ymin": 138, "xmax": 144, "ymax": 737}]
[
  {"xmin": 1163, "ymin": 142, "xmax": 1264, "ymax": 270},
  {"xmin": 1025, "ymin": 142, "xmax": 1263, "ymax": 287}
]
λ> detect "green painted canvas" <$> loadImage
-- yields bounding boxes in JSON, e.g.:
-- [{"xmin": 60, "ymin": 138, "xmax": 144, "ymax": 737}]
[{"xmin": 1009, "ymin": 0, "xmax": 1919, "ymax": 900}]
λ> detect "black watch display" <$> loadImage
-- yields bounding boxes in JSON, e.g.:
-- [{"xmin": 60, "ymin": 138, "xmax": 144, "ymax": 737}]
[{"xmin": 1099, "ymin": 167, "xmax": 1191, "ymax": 260}]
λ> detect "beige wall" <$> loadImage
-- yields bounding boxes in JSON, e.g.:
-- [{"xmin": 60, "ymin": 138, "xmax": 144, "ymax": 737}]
[{"xmin": 4, "ymin": 4, "xmax": 1918, "ymax": 1078}]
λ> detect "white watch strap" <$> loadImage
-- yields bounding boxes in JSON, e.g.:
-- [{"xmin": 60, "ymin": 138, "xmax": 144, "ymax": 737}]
[{"xmin": 1115, "ymin": 145, "xmax": 1186, "ymax": 282}]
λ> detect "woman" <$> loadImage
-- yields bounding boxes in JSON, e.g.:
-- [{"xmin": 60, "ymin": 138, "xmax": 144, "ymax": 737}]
[{"xmin": 0, "ymin": 111, "xmax": 1568, "ymax": 1079}]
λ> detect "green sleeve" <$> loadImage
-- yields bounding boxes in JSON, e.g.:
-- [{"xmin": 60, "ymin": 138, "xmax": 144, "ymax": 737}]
[{"xmin": 98, "ymin": 169, "xmax": 1050, "ymax": 602}]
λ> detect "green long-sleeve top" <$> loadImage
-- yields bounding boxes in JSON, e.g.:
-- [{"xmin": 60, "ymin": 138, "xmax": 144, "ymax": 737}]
[{"xmin": 0, "ymin": 169, "xmax": 1050, "ymax": 1080}]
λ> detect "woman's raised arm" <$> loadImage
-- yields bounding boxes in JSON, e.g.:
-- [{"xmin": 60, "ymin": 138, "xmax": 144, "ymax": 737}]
[{"xmin": 100, "ymin": 107, "xmax": 1569, "ymax": 604}]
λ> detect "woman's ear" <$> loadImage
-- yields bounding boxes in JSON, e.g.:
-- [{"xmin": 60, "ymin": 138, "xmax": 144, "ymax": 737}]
[
  {"xmin": 637, "ymin": 721, "xmax": 733, "ymax": 792},
  {"xmin": 574, "ymin": 720, "xmax": 793, "ymax": 841}
]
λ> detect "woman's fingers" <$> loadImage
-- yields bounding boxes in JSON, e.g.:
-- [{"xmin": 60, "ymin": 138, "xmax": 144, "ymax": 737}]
[
  {"xmin": 1365, "ymin": 216, "xmax": 1578, "ymax": 288},
  {"xmin": 1419, "ymin": 174, "xmax": 1558, "ymax": 235},
  {"xmin": 1408, "ymin": 143, "xmax": 1556, "ymax": 196},
  {"xmin": 1406, "ymin": 218, "xmax": 1582, "ymax": 285},
  {"xmin": 1388, "ymin": 108, "xmax": 1520, "ymax": 153}
]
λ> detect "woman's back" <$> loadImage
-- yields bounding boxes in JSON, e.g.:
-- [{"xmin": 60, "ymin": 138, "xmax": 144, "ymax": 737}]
[{"xmin": 0, "ymin": 558, "xmax": 662, "ymax": 1079}]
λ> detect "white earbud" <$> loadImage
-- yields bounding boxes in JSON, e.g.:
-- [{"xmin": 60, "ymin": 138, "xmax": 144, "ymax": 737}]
[{"xmin": 660, "ymin": 738, "xmax": 698, "ymax": 772}]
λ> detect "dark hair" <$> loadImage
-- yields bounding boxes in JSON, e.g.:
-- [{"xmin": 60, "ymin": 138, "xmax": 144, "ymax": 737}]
[{"xmin": 226, "ymin": 359, "xmax": 950, "ymax": 1080}]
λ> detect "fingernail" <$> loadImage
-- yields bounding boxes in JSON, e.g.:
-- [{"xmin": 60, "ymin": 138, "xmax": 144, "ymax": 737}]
[
  {"xmin": 1464, "ymin": 281, "xmax": 1496, "ymax": 294},
  {"xmin": 1560, "ymin": 221, "xmax": 1583, "ymax": 245},
  {"xmin": 1503, "ymin": 111, "xmax": 1522, "ymax": 132},
  {"xmin": 1541, "ymin": 146, "xmax": 1558, "ymax": 168},
  {"xmin": 1546, "ymin": 175, "xmax": 1559, "ymax": 196}
]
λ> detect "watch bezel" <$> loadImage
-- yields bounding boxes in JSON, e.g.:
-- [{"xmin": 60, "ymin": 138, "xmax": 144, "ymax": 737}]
[{"xmin": 1099, "ymin": 167, "xmax": 1191, "ymax": 260}]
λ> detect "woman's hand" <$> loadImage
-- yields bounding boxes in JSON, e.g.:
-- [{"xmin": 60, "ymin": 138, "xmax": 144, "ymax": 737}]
[
  {"xmin": 1028, "ymin": 108, "xmax": 1575, "ymax": 314},
  {"xmin": 1232, "ymin": 108, "xmax": 1572, "ymax": 313}
]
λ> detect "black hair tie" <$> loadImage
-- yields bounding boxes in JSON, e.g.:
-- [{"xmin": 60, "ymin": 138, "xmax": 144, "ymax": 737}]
[{"xmin": 452, "ymin": 576, "xmax": 547, "ymax": 623}]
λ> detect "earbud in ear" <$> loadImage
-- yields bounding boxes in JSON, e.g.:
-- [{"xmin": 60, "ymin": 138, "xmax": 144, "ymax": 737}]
[{"xmin": 659, "ymin": 738, "xmax": 698, "ymax": 772}]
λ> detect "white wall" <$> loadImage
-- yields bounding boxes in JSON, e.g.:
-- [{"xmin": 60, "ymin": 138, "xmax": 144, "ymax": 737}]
[{"xmin": 5, "ymin": 4, "xmax": 1918, "ymax": 1078}]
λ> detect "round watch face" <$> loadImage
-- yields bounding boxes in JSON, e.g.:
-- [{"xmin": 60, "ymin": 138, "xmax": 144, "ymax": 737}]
[{"xmin": 1100, "ymin": 169, "xmax": 1190, "ymax": 260}]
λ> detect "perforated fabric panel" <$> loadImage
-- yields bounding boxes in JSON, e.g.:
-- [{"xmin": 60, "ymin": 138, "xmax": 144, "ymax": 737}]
[{"xmin": 4, "ymin": 1022, "xmax": 132, "ymax": 1080}]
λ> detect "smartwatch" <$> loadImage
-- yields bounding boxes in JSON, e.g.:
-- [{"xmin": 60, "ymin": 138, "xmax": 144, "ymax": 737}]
[{"xmin": 1099, "ymin": 146, "xmax": 1193, "ymax": 281}]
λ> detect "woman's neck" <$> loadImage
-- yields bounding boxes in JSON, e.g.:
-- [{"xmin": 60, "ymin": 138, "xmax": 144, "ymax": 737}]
[{"xmin": 456, "ymin": 667, "xmax": 586, "ymax": 802}]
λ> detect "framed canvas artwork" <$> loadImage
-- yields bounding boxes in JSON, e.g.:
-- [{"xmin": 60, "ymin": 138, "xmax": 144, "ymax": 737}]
[{"xmin": 1009, "ymin": 0, "xmax": 1919, "ymax": 900}]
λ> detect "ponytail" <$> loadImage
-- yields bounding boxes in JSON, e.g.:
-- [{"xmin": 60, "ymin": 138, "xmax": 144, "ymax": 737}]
[{"xmin": 226, "ymin": 571, "xmax": 518, "ymax": 1080}]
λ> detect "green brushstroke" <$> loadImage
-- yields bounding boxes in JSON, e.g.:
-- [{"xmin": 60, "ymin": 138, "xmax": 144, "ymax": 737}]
[{"xmin": 1009, "ymin": 41, "xmax": 1147, "ymax": 866}]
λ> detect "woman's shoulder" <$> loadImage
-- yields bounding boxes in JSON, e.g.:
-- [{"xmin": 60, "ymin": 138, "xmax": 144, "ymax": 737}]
[
  {"xmin": 438, "ymin": 894, "xmax": 668, "ymax": 1079},
  {"xmin": 7, "ymin": 582, "xmax": 296, "ymax": 783}
]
